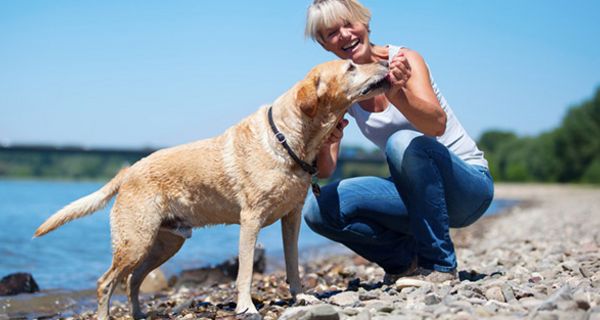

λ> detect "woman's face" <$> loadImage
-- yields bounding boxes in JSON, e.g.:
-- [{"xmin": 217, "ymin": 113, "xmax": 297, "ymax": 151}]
[{"xmin": 319, "ymin": 20, "xmax": 373, "ymax": 64}]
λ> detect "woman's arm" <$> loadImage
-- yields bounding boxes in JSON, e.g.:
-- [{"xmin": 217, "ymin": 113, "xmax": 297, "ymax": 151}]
[
  {"xmin": 316, "ymin": 141, "xmax": 340, "ymax": 179},
  {"xmin": 316, "ymin": 118, "xmax": 349, "ymax": 178},
  {"xmin": 386, "ymin": 49, "xmax": 447, "ymax": 137}
]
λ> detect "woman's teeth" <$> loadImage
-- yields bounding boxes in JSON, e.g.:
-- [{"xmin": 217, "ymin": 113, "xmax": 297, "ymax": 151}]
[{"xmin": 342, "ymin": 39, "xmax": 360, "ymax": 51}]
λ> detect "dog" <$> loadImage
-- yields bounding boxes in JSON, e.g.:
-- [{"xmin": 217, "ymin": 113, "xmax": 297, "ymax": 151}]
[{"xmin": 33, "ymin": 59, "xmax": 389, "ymax": 319}]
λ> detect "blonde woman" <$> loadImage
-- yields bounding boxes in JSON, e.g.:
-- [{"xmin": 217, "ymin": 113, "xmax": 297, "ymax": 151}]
[{"xmin": 302, "ymin": 0, "xmax": 494, "ymax": 283}]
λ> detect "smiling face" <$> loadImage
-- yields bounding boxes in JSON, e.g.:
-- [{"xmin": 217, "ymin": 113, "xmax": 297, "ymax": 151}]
[{"xmin": 319, "ymin": 20, "xmax": 374, "ymax": 64}]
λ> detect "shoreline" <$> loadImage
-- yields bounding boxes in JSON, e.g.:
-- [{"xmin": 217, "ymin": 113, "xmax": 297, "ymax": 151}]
[{"xmin": 2, "ymin": 183, "xmax": 599, "ymax": 319}]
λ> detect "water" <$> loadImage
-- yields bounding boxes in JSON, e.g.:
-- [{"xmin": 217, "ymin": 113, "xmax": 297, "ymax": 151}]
[{"xmin": 0, "ymin": 179, "xmax": 514, "ymax": 291}]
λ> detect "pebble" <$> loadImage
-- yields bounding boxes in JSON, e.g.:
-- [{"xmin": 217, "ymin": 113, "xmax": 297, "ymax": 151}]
[
  {"xmin": 328, "ymin": 291, "xmax": 359, "ymax": 307},
  {"xmin": 424, "ymin": 293, "xmax": 441, "ymax": 305},
  {"xmin": 484, "ymin": 286, "xmax": 504, "ymax": 302}
]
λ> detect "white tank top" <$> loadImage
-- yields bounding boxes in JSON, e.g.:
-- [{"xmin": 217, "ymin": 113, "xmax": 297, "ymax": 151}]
[{"xmin": 348, "ymin": 45, "xmax": 488, "ymax": 168}]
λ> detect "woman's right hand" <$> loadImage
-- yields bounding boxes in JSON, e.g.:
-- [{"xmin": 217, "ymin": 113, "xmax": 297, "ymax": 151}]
[
  {"xmin": 317, "ymin": 118, "xmax": 348, "ymax": 178},
  {"xmin": 325, "ymin": 118, "xmax": 349, "ymax": 145}
]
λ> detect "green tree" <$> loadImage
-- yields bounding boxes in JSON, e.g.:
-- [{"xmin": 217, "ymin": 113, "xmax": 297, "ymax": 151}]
[{"xmin": 554, "ymin": 87, "xmax": 600, "ymax": 182}]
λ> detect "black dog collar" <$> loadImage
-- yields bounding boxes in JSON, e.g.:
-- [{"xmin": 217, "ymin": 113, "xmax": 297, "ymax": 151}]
[{"xmin": 267, "ymin": 106, "xmax": 320, "ymax": 196}]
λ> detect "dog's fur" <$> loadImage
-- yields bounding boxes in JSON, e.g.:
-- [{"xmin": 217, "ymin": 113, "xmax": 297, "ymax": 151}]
[{"xmin": 33, "ymin": 59, "xmax": 389, "ymax": 319}]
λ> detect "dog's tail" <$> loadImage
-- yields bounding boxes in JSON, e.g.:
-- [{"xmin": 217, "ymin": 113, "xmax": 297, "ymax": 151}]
[{"xmin": 33, "ymin": 167, "xmax": 130, "ymax": 238}]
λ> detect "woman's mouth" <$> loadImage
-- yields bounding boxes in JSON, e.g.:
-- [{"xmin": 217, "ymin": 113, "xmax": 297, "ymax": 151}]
[{"xmin": 342, "ymin": 39, "xmax": 360, "ymax": 52}]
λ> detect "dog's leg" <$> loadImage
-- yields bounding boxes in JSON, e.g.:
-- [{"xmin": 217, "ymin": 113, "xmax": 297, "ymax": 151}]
[
  {"xmin": 97, "ymin": 265, "xmax": 121, "ymax": 320},
  {"xmin": 281, "ymin": 206, "xmax": 303, "ymax": 296},
  {"xmin": 97, "ymin": 204, "xmax": 161, "ymax": 320},
  {"xmin": 127, "ymin": 230, "xmax": 185, "ymax": 319},
  {"xmin": 235, "ymin": 215, "xmax": 262, "ymax": 317}
]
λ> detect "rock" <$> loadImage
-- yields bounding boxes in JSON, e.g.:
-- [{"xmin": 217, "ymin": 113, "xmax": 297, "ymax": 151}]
[
  {"xmin": 533, "ymin": 311, "xmax": 559, "ymax": 320},
  {"xmin": 446, "ymin": 300, "xmax": 474, "ymax": 313},
  {"xmin": 519, "ymin": 297, "xmax": 544, "ymax": 310},
  {"xmin": 180, "ymin": 313, "xmax": 195, "ymax": 319},
  {"xmin": 393, "ymin": 278, "xmax": 431, "ymax": 289},
  {"xmin": 304, "ymin": 273, "xmax": 320, "ymax": 289},
  {"xmin": 328, "ymin": 291, "xmax": 359, "ymax": 307},
  {"xmin": 0, "ymin": 273, "xmax": 39, "ymax": 296},
  {"xmin": 354, "ymin": 309, "xmax": 371, "ymax": 320},
  {"xmin": 529, "ymin": 272, "xmax": 544, "ymax": 283},
  {"xmin": 590, "ymin": 311, "xmax": 600, "ymax": 320},
  {"xmin": 362, "ymin": 299, "xmax": 393, "ymax": 312},
  {"xmin": 512, "ymin": 284, "xmax": 537, "ymax": 300},
  {"xmin": 341, "ymin": 308, "xmax": 359, "ymax": 316},
  {"xmin": 279, "ymin": 305, "xmax": 340, "ymax": 320},
  {"xmin": 171, "ymin": 298, "xmax": 194, "ymax": 315},
  {"xmin": 296, "ymin": 293, "xmax": 322, "ymax": 305},
  {"xmin": 358, "ymin": 289, "xmax": 380, "ymax": 301},
  {"xmin": 501, "ymin": 284, "xmax": 517, "ymax": 303},
  {"xmin": 573, "ymin": 292, "xmax": 591, "ymax": 310},
  {"xmin": 580, "ymin": 266, "xmax": 594, "ymax": 278},
  {"xmin": 561, "ymin": 260, "xmax": 580, "ymax": 274},
  {"xmin": 424, "ymin": 293, "xmax": 441, "ymax": 305},
  {"xmin": 279, "ymin": 306, "xmax": 311, "ymax": 320},
  {"xmin": 484, "ymin": 286, "xmax": 504, "ymax": 302},
  {"xmin": 140, "ymin": 268, "xmax": 168, "ymax": 293},
  {"xmin": 308, "ymin": 304, "xmax": 340, "ymax": 320}
]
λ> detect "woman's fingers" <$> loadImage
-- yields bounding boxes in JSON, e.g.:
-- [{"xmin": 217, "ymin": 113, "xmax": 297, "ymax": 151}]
[
  {"xmin": 388, "ymin": 52, "xmax": 411, "ymax": 89},
  {"xmin": 328, "ymin": 118, "xmax": 349, "ymax": 144}
]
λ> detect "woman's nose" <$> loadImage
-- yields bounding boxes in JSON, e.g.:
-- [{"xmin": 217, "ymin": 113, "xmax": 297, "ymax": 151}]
[{"xmin": 339, "ymin": 28, "xmax": 351, "ymax": 39}]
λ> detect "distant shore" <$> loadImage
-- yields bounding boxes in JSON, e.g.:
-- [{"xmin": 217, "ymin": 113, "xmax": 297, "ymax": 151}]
[{"xmin": 2, "ymin": 183, "xmax": 599, "ymax": 319}]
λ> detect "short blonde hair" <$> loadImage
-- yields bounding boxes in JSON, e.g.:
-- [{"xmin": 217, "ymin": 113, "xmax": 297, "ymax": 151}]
[{"xmin": 305, "ymin": 0, "xmax": 371, "ymax": 44}]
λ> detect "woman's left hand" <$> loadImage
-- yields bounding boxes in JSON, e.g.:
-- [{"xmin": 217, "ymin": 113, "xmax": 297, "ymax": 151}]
[{"xmin": 386, "ymin": 51, "xmax": 412, "ymax": 96}]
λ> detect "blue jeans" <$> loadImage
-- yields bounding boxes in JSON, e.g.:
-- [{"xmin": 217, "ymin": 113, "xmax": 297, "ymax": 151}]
[{"xmin": 303, "ymin": 130, "xmax": 494, "ymax": 274}]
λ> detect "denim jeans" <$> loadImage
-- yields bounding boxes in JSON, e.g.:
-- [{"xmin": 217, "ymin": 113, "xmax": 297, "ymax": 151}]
[{"xmin": 303, "ymin": 130, "xmax": 494, "ymax": 274}]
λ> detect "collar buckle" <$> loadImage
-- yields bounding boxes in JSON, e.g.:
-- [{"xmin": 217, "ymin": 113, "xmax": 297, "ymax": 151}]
[{"xmin": 275, "ymin": 132, "xmax": 286, "ymax": 144}]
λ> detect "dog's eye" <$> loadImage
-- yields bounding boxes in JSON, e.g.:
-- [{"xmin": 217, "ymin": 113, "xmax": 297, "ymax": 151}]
[{"xmin": 346, "ymin": 63, "xmax": 356, "ymax": 72}]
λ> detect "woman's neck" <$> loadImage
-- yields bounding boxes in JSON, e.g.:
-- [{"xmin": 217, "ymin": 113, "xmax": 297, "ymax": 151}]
[{"xmin": 353, "ymin": 43, "xmax": 389, "ymax": 64}]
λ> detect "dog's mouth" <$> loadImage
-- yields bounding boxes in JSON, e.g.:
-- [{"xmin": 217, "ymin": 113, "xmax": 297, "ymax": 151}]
[{"xmin": 360, "ymin": 75, "xmax": 389, "ymax": 96}]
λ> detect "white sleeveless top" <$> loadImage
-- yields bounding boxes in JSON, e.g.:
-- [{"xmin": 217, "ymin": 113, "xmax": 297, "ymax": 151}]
[{"xmin": 348, "ymin": 45, "xmax": 488, "ymax": 168}]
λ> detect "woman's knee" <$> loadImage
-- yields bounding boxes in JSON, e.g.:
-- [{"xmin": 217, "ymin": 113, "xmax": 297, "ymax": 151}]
[
  {"xmin": 385, "ymin": 130, "xmax": 423, "ymax": 160},
  {"xmin": 386, "ymin": 130, "xmax": 434, "ymax": 173}
]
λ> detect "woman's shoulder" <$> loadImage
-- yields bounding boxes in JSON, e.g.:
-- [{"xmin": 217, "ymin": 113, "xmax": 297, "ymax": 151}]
[{"xmin": 388, "ymin": 44, "xmax": 423, "ymax": 59}]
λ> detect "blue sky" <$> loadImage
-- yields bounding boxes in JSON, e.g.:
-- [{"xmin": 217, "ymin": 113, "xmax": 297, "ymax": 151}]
[{"xmin": 1, "ymin": 1, "xmax": 599, "ymax": 150}]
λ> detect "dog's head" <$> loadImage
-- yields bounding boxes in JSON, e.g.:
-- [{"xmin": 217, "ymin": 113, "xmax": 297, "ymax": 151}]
[{"xmin": 295, "ymin": 59, "xmax": 389, "ymax": 118}]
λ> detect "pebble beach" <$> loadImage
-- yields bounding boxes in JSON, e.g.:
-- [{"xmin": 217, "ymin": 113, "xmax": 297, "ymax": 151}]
[{"xmin": 3, "ymin": 183, "xmax": 600, "ymax": 319}]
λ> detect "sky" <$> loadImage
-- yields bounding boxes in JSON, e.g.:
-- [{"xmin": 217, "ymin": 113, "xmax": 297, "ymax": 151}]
[{"xmin": 1, "ymin": 1, "xmax": 599, "ymax": 150}]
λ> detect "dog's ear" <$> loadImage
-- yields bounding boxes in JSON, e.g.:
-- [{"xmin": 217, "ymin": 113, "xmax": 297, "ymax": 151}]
[{"xmin": 296, "ymin": 78, "xmax": 319, "ymax": 118}]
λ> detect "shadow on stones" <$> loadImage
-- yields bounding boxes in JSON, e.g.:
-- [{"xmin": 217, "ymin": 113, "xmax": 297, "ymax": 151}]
[{"xmin": 459, "ymin": 270, "xmax": 491, "ymax": 282}]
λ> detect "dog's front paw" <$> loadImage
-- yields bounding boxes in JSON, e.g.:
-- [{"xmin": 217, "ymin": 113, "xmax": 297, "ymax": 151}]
[{"xmin": 235, "ymin": 305, "xmax": 261, "ymax": 320}]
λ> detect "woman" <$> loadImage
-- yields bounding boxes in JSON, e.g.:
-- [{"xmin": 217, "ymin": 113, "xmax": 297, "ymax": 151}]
[{"xmin": 302, "ymin": 0, "xmax": 494, "ymax": 283}]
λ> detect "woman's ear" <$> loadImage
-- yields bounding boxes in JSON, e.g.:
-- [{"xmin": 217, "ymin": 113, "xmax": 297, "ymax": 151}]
[{"xmin": 296, "ymin": 79, "xmax": 318, "ymax": 118}]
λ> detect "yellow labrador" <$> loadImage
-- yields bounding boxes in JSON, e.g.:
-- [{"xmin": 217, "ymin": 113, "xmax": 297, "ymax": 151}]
[{"xmin": 34, "ymin": 59, "xmax": 389, "ymax": 319}]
